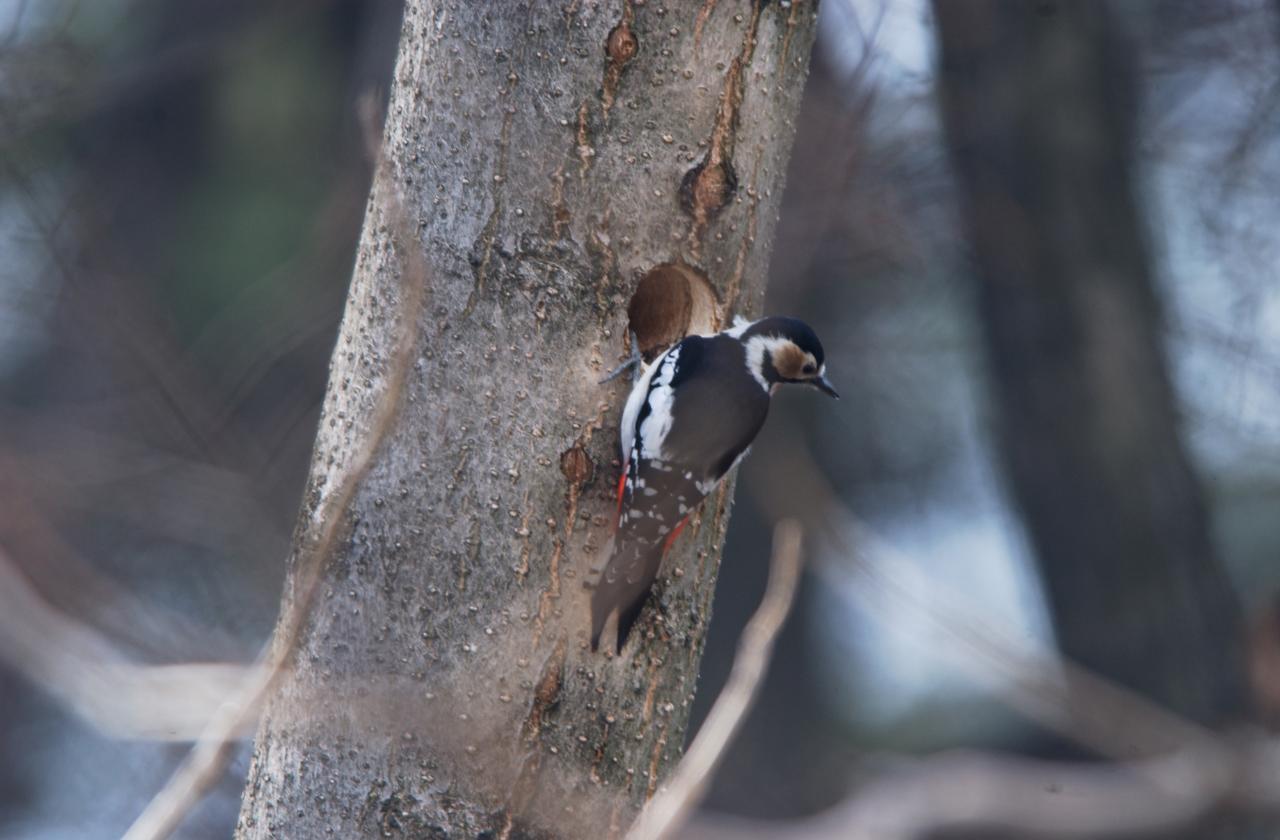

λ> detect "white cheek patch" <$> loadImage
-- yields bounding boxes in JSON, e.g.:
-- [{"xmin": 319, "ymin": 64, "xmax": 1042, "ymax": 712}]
[{"xmin": 742, "ymin": 335, "xmax": 790, "ymax": 392}]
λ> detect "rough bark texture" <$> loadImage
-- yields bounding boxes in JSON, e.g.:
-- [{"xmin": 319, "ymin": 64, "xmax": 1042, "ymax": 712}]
[
  {"xmin": 933, "ymin": 0, "xmax": 1251, "ymax": 726},
  {"xmin": 236, "ymin": 2, "xmax": 817, "ymax": 838}
]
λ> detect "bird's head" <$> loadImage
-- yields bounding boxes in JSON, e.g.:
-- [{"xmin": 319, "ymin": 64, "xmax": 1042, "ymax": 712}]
[{"xmin": 740, "ymin": 316, "xmax": 839, "ymax": 398}]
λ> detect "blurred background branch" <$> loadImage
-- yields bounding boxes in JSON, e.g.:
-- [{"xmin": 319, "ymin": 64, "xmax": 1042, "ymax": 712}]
[
  {"xmin": 123, "ymin": 105, "xmax": 427, "ymax": 840},
  {"xmin": 684, "ymin": 747, "xmax": 1274, "ymax": 840},
  {"xmin": 3, "ymin": 0, "xmax": 1280, "ymax": 837},
  {"xmin": 629, "ymin": 522, "xmax": 805, "ymax": 840},
  {"xmin": 0, "ymin": 547, "xmax": 250, "ymax": 740}
]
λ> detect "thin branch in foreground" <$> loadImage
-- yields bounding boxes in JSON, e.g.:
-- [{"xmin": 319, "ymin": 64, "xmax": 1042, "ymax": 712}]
[
  {"xmin": 0, "ymin": 547, "xmax": 251, "ymax": 740},
  {"xmin": 122, "ymin": 116, "xmax": 427, "ymax": 840},
  {"xmin": 750, "ymin": 440, "xmax": 1227, "ymax": 763},
  {"xmin": 626, "ymin": 520, "xmax": 805, "ymax": 840},
  {"xmin": 724, "ymin": 442, "xmax": 1280, "ymax": 839},
  {"xmin": 682, "ymin": 746, "xmax": 1271, "ymax": 840},
  {"xmin": 831, "ymin": 748, "xmax": 1249, "ymax": 840}
]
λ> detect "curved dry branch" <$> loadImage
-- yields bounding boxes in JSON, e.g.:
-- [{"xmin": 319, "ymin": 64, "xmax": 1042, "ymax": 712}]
[
  {"xmin": 0, "ymin": 548, "xmax": 250, "ymax": 740},
  {"xmin": 122, "ymin": 151, "xmax": 428, "ymax": 840},
  {"xmin": 684, "ymin": 746, "xmax": 1277, "ymax": 840},
  {"xmin": 626, "ymin": 520, "xmax": 804, "ymax": 840},
  {"xmin": 730, "ymin": 441, "xmax": 1280, "ymax": 838}
]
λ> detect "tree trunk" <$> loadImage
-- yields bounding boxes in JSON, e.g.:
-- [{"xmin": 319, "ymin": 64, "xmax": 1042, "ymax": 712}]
[
  {"xmin": 236, "ymin": 2, "xmax": 817, "ymax": 838},
  {"xmin": 932, "ymin": 0, "xmax": 1251, "ymax": 727}
]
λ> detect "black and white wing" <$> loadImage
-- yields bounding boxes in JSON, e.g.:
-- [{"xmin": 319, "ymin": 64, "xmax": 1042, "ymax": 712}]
[{"xmin": 591, "ymin": 334, "xmax": 769, "ymax": 652}]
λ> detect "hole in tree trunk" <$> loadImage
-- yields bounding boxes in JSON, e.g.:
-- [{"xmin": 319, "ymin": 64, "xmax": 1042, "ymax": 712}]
[
  {"xmin": 605, "ymin": 20, "xmax": 638, "ymax": 64},
  {"xmin": 626, "ymin": 263, "xmax": 721, "ymax": 362},
  {"xmin": 679, "ymin": 157, "xmax": 738, "ymax": 220}
]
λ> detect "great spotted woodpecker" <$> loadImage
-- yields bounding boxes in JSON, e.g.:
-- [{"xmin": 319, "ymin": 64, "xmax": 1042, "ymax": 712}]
[{"xmin": 590, "ymin": 316, "xmax": 838, "ymax": 653}]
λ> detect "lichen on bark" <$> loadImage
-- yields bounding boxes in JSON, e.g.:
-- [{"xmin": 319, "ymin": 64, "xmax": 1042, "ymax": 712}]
[{"xmin": 236, "ymin": 2, "xmax": 818, "ymax": 838}]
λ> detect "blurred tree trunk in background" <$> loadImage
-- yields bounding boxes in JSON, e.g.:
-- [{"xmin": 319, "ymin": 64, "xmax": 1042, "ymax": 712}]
[
  {"xmin": 933, "ymin": 0, "xmax": 1251, "ymax": 727},
  {"xmin": 235, "ymin": 2, "xmax": 817, "ymax": 838}
]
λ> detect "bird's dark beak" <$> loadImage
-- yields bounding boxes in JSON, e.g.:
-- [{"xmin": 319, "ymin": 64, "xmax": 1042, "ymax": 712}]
[{"xmin": 813, "ymin": 375, "xmax": 840, "ymax": 399}]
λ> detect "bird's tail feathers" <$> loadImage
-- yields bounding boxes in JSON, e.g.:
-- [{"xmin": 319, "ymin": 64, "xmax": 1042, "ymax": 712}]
[{"xmin": 589, "ymin": 534, "xmax": 663, "ymax": 654}]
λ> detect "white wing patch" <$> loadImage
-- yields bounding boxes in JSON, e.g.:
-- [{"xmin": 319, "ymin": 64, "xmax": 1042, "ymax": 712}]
[
  {"xmin": 619, "ymin": 349, "xmax": 664, "ymax": 461},
  {"xmin": 725, "ymin": 315, "xmax": 757, "ymax": 338},
  {"xmin": 618, "ymin": 344, "xmax": 682, "ymax": 517},
  {"xmin": 636, "ymin": 346, "xmax": 681, "ymax": 459}
]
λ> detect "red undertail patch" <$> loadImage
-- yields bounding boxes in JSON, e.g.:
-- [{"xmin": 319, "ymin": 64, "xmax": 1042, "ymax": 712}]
[
  {"xmin": 613, "ymin": 461, "xmax": 628, "ymax": 531},
  {"xmin": 662, "ymin": 515, "xmax": 690, "ymax": 555}
]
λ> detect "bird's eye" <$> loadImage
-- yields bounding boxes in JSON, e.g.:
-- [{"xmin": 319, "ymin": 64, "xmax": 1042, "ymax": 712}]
[{"xmin": 802, "ymin": 363, "xmax": 817, "ymax": 375}]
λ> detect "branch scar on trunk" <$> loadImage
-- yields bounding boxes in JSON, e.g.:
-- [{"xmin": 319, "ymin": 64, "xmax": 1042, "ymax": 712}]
[
  {"xmin": 601, "ymin": 2, "xmax": 638, "ymax": 121},
  {"xmin": 681, "ymin": 2, "xmax": 763, "ymax": 261}
]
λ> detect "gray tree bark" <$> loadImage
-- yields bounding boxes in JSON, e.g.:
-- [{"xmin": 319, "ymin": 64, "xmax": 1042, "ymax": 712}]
[
  {"xmin": 933, "ymin": 0, "xmax": 1251, "ymax": 727},
  {"xmin": 235, "ymin": 2, "xmax": 817, "ymax": 838}
]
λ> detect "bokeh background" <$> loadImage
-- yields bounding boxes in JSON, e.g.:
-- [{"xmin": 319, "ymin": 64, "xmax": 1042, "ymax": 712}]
[{"xmin": 3, "ymin": 1, "xmax": 1280, "ymax": 837}]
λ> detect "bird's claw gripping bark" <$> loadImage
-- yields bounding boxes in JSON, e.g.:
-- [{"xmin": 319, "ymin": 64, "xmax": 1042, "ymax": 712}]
[{"xmin": 599, "ymin": 331, "xmax": 643, "ymax": 384}]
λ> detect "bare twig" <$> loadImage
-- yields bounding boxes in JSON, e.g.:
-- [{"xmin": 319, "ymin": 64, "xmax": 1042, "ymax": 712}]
[
  {"xmin": 122, "ymin": 107, "xmax": 426, "ymax": 840},
  {"xmin": 751, "ymin": 441, "xmax": 1226, "ymax": 762},
  {"xmin": 627, "ymin": 520, "xmax": 805, "ymax": 840},
  {"xmin": 682, "ymin": 745, "xmax": 1280, "ymax": 840},
  {"xmin": 833, "ymin": 514, "xmax": 1227, "ymax": 762},
  {"xmin": 722, "ymin": 442, "xmax": 1280, "ymax": 838},
  {"xmin": 1217, "ymin": 76, "xmax": 1280, "ymax": 200},
  {"xmin": 828, "ymin": 748, "xmax": 1265, "ymax": 840},
  {"xmin": 0, "ymin": 547, "xmax": 251, "ymax": 740}
]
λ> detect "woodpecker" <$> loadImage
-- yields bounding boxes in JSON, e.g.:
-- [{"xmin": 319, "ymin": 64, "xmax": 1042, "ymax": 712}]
[{"xmin": 590, "ymin": 315, "xmax": 838, "ymax": 653}]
